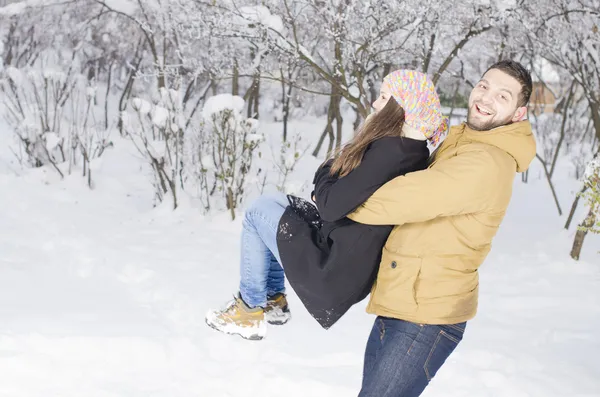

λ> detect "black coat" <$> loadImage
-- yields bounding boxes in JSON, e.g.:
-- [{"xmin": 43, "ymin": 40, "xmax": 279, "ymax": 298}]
[{"xmin": 276, "ymin": 137, "xmax": 429, "ymax": 329}]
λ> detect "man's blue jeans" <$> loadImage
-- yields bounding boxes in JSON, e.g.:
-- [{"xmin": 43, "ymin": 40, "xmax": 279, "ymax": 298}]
[
  {"xmin": 359, "ymin": 317, "xmax": 466, "ymax": 396},
  {"xmin": 239, "ymin": 193, "xmax": 288, "ymax": 308}
]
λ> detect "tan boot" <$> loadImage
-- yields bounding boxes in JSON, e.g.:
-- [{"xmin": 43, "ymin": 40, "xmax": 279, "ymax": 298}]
[
  {"xmin": 264, "ymin": 293, "xmax": 292, "ymax": 325},
  {"xmin": 205, "ymin": 295, "xmax": 267, "ymax": 340}
]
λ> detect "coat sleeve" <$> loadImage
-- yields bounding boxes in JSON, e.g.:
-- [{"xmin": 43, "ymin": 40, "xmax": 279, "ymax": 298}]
[
  {"xmin": 346, "ymin": 146, "xmax": 501, "ymax": 225},
  {"xmin": 310, "ymin": 160, "xmax": 334, "ymax": 203},
  {"xmin": 314, "ymin": 139, "xmax": 427, "ymax": 222}
]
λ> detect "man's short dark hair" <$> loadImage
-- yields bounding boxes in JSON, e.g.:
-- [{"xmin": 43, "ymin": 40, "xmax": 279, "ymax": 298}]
[{"xmin": 485, "ymin": 60, "xmax": 532, "ymax": 108}]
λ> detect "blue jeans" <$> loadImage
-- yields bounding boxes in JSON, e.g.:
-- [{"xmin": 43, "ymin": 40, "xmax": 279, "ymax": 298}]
[
  {"xmin": 359, "ymin": 317, "xmax": 466, "ymax": 397},
  {"xmin": 239, "ymin": 193, "xmax": 288, "ymax": 308}
]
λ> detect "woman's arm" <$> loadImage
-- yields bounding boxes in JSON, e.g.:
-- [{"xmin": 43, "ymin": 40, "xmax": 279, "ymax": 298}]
[{"xmin": 313, "ymin": 137, "xmax": 428, "ymax": 222}]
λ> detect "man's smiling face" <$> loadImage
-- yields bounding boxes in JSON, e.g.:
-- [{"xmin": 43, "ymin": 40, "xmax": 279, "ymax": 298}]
[{"xmin": 467, "ymin": 68, "xmax": 526, "ymax": 131}]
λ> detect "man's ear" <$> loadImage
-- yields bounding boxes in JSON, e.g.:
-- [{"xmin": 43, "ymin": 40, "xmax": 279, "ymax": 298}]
[{"xmin": 512, "ymin": 106, "xmax": 528, "ymax": 122}]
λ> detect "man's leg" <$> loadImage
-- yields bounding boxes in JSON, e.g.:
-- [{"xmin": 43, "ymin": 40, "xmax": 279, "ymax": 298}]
[
  {"xmin": 239, "ymin": 192, "xmax": 288, "ymax": 308},
  {"xmin": 359, "ymin": 317, "xmax": 466, "ymax": 397},
  {"xmin": 362, "ymin": 318, "xmax": 385, "ymax": 380}
]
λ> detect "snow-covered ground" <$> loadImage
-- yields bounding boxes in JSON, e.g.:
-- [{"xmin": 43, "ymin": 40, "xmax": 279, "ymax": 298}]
[{"xmin": 0, "ymin": 113, "xmax": 599, "ymax": 397}]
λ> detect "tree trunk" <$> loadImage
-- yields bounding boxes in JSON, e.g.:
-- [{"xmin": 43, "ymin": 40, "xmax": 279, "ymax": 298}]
[
  {"xmin": 281, "ymin": 72, "xmax": 287, "ymax": 142},
  {"xmin": 422, "ymin": 33, "xmax": 436, "ymax": 74},
  {"xmin": 432, "ymin": 26, "xmax": 492, "ymax": 85},
  {"xmin": 367, "ymin": 76, "xmax": 378, "ymax": 106},
  {"xmin": 227, "ymin": 187, "xmax": 236, "ymax": 221},
  {"xmin": 211, "ymin": 78, "xmax": 218, "ymax": 96},
  {"xmin": 536, "ymin": 154, "xmax": 562, "ymax": 216},
  {"xmin": 448, "ymin": 82, "xmax": 460, "ymax": 123},
  {"xmin": 232, "ymin": 60, "xmax": 239, "ymax": 96},
  {"xmin": 118, "ymin": 55, "xmax": 141, "ymax": 136},
  {"xmin": 383, "ymin": 63, "xmax": 392, "ymax": 77},
  {"xmin": 105, "ymin": 61, "xmax": 113, "ymax": 131},
  {"xmin": 564, "ymin": 185, "xmax": 587, "ymax": 230},
  {"xmin": 589, "ymin": 98, "xmax": 600, "ymax": 142},
  {"xmin": 253, "ymin": 75, "xmax": 260, "ymax": 119},
  {"xmin": 245, "ymin": 71, "xmax": 260, "ymax": 119},
  {"xmin": 332, "ymin": 88, "xmax": 343, "ymax": 150},
  {"xmin": 549, "ymin": 81, "xmax": 576, "ymax": 178},
  {"xmin": 281, "ymin": 70, "xmax": 293, "ymax": 142},
  {"xmin": 312, "ymin": 89, "xmax": 338, "ymax": 157},
  {"xmin": 326, "ymin": 119, "xmax": 335, "ymax": 157},
  {"xmin": 570, "ymin": 207, "xmax": 597, "ymax": 261},
  {"xmin": 313, "ymin": 108, "xmax": 335, "ymax": 158},
  {"xmin": 353, "ymin": 107, "xmax": 362, "ymax": 131}
]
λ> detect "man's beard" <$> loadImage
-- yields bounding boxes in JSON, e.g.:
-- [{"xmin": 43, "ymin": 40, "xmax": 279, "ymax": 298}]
[{"xmin": 466, "ymin": 107, "xmax": 513, "ymax": 131}]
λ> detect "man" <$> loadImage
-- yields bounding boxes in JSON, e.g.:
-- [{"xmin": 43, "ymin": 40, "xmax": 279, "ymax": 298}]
[{"xmin": 348, "ymin": 59, "xmax": 536, "ymax": 396}]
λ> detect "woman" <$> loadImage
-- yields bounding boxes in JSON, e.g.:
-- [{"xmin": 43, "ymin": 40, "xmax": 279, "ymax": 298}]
[{"xmin": 206, "ymin": 70, "xmax": 448, "ymax": 340}]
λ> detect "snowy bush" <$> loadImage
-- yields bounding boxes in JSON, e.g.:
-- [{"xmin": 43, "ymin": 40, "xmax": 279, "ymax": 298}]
[
  {"xmin": 272, "ymin": 131, "xmax": 309, "ymax": 194},
  {"xmin": 0, "ymin": 65, "xmax": 72, "ymax": 174},
  {"xmin": 123, "ymin": 87, "xmax": 185, "ymax": 209},
  {"xmin": 196, "ymin": 94, "xmax": 264, "ymax": 220},
  {"xmin": 124, "ymin": 91, "xmax": 263, "ymax": 215},
  {"xmin": 67, "ymin": 80, "xmax": 113, "ymax": 188},
  {"xmin": 0, "ymin": 63, "xmax": 111, "ymax": 184}
]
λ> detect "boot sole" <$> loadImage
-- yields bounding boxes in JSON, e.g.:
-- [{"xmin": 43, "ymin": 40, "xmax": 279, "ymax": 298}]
[
  {"xmin": 265, "ymin": 311, "xmax": 292, "ymax": 326},
  {"xmin": 205, "ymin": 318, "xmax": 265, "ymax": 341}
]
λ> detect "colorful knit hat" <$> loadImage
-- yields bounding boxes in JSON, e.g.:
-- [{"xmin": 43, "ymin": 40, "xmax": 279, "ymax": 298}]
[{"xmin": 383, "ymin": 69, "xmax": 448, "ymax": 146}]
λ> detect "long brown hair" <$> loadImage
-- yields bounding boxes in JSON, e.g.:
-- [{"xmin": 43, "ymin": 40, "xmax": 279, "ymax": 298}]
[{"xmin": 329, "ymin": 98, "xmax": 405, "ymax": 177}]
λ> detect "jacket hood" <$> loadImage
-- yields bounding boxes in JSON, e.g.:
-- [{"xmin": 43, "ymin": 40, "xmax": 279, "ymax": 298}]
[{"xmin": 458, "ymin": 120, "xmax": 537, "ymax": 172}]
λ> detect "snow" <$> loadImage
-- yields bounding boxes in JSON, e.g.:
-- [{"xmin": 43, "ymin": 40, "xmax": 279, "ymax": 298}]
[
  {"xmin": 147, "ymin": 139, "xmax": 165, "ymax": 159},
  {"xmin": 239, "ymin": 5, "xmax": 285, "ymax": 33},
  {"xmin": 167, "ymin": 88, "xmax": 180, "ymax": 106},
  {"xmin": 348, "ymin": 85, "xmax": 360, "ymax": 99},
  {"xmin": 42, "ymin": 69, "xmax": 67, "ymax": 82},
  {"xmin": 245, "ymin": 117, "xmax": 260, "ymax": 131},
  {"xmin": 247, "ymin": 133, "xmax": 263, "ymax": 143},
  {"xmin": 44, "ymin": 132, "xmax": 61, "ymax": 151},
  {"xmin": 86, "ymin": 86, "xmax": 97, "ymax": 99},
  {"xmin": 101, "ymin": 0, "xmax": 139, "ymax": 15},
  {"xmin": 152, "ymin": 105, "xmax": 169, "ymax": 128},
  {"xmin": 0, "ymin": 0, "xmax": 75, "ymax": 15},
  {"xmin": 131, "ymin": 98, "xmax": 152, "ymax": 115},
  {"xmin": 299, "ymin": 44, "xmax": 317, "ymax": 64},
  {"xmin": 202, "ymin": 94, "xmax": 245, "ymax": 120},
  {"xmin": 0, "ymin": 0, "xmax": 29, "ymax": 16},
  {"xmin": 531, "ymin": 57, "xmax": 561, "ymax": 84},
  {"xmin": 200, "ymin": 155, "xmax": 214, "ymax": 169},
  {"xmin": 5, "ymin": 66, "xmax": 24, "ymax": 86},
  {"xmin": 584, "ymin": 157, "xmax": 599, "ymax": 181},
  {"xmin": 583, "ymin": 40, "xmax": 600, "ymax": 74},
  {"xmin": 0, "ymin": 112, "xmax": 599, "ymax": 396},
  {"xmin": 496, "ymin": 0, "xmax": 517, "ymax": 12}
]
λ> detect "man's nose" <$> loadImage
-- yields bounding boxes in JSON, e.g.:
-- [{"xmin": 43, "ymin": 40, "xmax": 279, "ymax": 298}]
[{"xmin": 479, "ymin": 90, "xmax": 494, "ymax": 104}]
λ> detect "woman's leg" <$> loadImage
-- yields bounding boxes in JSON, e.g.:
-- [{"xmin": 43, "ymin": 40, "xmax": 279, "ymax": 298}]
[
  {"xmin": 206, "ymin": 192, "xmax": 289, "ymax": 340},
  {"xmin": 239, "ymin": 192, "xmax": 289, "ymax": 308}
]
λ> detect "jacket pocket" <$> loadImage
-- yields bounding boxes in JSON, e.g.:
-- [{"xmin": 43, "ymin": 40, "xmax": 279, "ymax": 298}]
[{"xmin": 372, "ymin": 247, "xmax": 422, "ymax": 310}]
